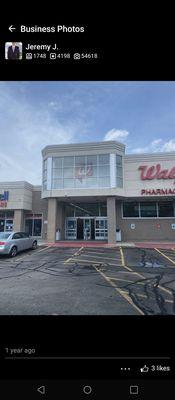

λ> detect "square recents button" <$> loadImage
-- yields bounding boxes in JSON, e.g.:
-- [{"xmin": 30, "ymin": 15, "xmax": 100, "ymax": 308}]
[{"xmin": 130, "ymin": 385, "xmax": 139, "ymax": 395}]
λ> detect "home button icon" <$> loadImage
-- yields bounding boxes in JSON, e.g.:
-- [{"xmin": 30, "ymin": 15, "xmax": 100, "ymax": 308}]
[{"xmin": 83, "ymin": 385, "xmax": 92, "ymax": 395}]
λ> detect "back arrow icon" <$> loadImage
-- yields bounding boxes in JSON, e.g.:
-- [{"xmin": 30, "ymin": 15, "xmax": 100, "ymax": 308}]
[
  {"xmin": 37, "ymin": 385, "xmax": 46, "ymax": 395},
  {"xmin": 9, "ymin": 25, "xmax": 16, "ymax": 32}
]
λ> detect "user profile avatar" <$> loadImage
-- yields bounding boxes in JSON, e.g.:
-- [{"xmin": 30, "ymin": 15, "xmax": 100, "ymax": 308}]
[{"xmin": 5, "ymin": 42, "xmax": 22, "ymax": 60}]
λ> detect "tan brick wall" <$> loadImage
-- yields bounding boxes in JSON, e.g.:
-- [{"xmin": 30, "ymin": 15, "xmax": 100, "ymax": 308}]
[
  {"xmin": 47, "ymin": 198, "xmax": 57, "ymax": 242},
  {"xmin": 13, "ymin": 210, "xmax": 24, "ymax": 231},
  {"xmin": 116, "ymin": 201, "xmax": 175, "ymax": 241}
]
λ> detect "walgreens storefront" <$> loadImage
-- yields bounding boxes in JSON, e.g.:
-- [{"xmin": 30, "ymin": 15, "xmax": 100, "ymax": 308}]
[
  {"xmin": 42, "ymin": 141, "xmax": 175, "ymax": 243},
  {"xmin": 0, "ymin": 141, "xmax": 175, "ymax": 243}
]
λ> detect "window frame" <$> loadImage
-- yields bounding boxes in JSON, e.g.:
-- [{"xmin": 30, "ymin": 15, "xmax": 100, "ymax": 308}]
[
  {"xmin": 24, "ymin": 213, "xmax": 43, "ymax": 237},
  {"xmin": 43, "ymin": 158, "xmax": 48, "ymax": 191},
  {"xmin": 51, "ymin": 154, "xmax": 110, "ymax": 190},
  {"xmin": 116, "ymin": 154, "xmax": 123, "ymax": 188},
  {"xmin": 122, "ymin": 201, "xmax": 175, "ymax": 219}
]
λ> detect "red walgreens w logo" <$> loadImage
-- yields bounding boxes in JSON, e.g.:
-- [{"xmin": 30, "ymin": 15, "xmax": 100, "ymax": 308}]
[{"xmin": 138, "ymin": 164, "xmax": 175, "ymax": 180}]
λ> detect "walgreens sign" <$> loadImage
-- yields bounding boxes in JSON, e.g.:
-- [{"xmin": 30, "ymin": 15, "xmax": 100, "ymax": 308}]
[
  {"xmin": 138, "ymin": 164, "xmax": 175, "ymax": 180},
  {"xmin": 138, "ymin": 164, "xmax": 175, "ymax": 196}
]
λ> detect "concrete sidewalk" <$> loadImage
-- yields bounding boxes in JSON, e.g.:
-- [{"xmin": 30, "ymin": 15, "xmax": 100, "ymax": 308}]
[
  {"xmin": 37, "ymin": 239, "xmax": 175, "ymax": 249},
  {"xmin": 133, "ymin": 241, "xmax": 175, "ymax": 249}
]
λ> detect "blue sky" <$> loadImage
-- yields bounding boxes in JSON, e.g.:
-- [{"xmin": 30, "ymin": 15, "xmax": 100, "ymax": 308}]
[{"xmin": 0, "ymin": 81, "xmax": 175, "ymax": 184}]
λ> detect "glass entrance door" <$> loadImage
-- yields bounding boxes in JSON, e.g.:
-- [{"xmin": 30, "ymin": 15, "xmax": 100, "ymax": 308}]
[
  {"xmin": 65, "ymin": 218, "xmax": 77, "ymax": 240},
  {"xmin": 83, "ymin": 219, "xmax": 91, "ymax": 240},
  {"xmin": 95, "ymin": 218, "xmax": 108, "ymax": 240}
]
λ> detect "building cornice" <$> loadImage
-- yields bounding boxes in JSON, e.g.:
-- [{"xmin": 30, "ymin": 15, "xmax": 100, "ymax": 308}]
[
  {"xmin": 124, "ymin": 152, "xmax": 175, "ymax": 163},
  {"xmin": 0, "ymin": 181, "xmax": 33, "ymax": 190},
  {"xmin": 42, "ymin": 141, "xmax": 125, "ymax": 157}
]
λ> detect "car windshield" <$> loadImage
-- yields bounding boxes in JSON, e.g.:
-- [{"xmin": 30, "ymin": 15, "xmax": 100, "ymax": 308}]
[{"xmin": 0, "ymin": 233, "xmax": 11, "ymax": 239}]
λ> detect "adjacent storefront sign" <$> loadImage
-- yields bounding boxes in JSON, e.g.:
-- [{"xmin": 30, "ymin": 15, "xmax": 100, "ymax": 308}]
[
  {"xmin": 0, "ymin": 191, "xmax": 9, "ymax": 207},
  {"xmin": 0, "ymin": 201, "xmax": 7, "ymax": 208},
  {"xmin": 0, "ymin": 191, "xmax": 9, "ymax": 201}
]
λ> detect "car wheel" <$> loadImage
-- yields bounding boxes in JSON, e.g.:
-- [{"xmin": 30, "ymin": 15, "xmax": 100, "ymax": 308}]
[
  {"xmin": 10, "ymin": 246, "xmax": 17, "ymax": 257},
  {"xmin": 32, "ymin": 240, "xmax": 37, "ymax": 250}
]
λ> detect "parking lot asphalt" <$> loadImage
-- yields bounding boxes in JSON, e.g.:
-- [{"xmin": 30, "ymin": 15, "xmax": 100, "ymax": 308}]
[{"xmin": 0, "ymin": 245, "xmax": 175, "ymax": 315}]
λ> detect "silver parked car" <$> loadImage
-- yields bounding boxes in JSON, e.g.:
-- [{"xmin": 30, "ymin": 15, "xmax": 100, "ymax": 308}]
[{"xmin": 0, "ymin": 231, "xmax": 37, "ymax": 257}]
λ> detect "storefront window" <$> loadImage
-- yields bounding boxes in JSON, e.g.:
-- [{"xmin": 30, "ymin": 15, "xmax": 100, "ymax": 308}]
[
  {"xmin": 52, "ymin": 179, "xmax": 63, "ymax": 189},
  {"xmin": 5, "ymin": 220, "xmax": 13, "ymax": 231},
  {"xmin": 140, "ymin": 202, "xmax": 157, "ymax": 217},
  {"xmin": 43, "ymin": 158, "xmax": 47, "ymax": 190},
  {"xmin": 87, "ymin": 155, "xmax": 97, "ymax": 165},
  {"xmin": 99, "ymin": 203, "xmax": 107, "ymax": 216},
  {"xmin": 0, "ymin": 211, "xmax": 14, "ymax": 231},
  {"xmin": 116, "ymin": 155, "xmax": 123, "ymax": 188},
  {"xmin": 64, "ymin": 179, "xmax": 75, "ymax": 188},
  {"xmin": 74, "ymin": 203, "xmax": 99, "ymax": 217},
  {"xmin": 52, "ymin": 168, "xmax": 63, "ymax": 178},
  {"xmin": 65, "ymin": 205, "xmax": 75, "ymax": 217},
  {"xmin": 25, "ymin": 214, "xmax": 42, "ymax": 236},
  {"xmin": 51, "ymin": 154, "xmax": 110, "ymax": 189},
  {"xmin": 52, "ymin": 158, "xmax": 63, "ymax": 168},
  {"xmin": 33, "ymin": 219, "xmax": 42, "ymax": 236},
  {"xmin": 65, "ymin": 202, "xmax": 107, "ymax": 217},
  {"xmin": 5, "ymin": 211, "xmax": 14, "ymax": 219},
  {"xmin": 99, "ymin": 154, "xmax": 109, "ymax": 164},
  {"xmin": 99, "ymin": 165, "xmax": 109, "ymax": 177},
  {"xmin": 25, "ymin": 219, "xmax": 33, "ymax": 236},
  {"xmin": 123, "ymin": 201, "xmax": 175, "ymax": 218},
  {"xmin": 158, "ymin": 202, "xmax": 174, "ymax": 217},
  {"xmin": 64, "ymin": 156, "xmax": 74, "ymax": 167},
  {"xmin": 123, "ymin": 202, "xmax": 139, "ymax": 217}
]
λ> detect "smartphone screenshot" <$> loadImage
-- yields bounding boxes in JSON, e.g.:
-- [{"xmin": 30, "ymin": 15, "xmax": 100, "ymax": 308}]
[{"xmin": 0, "ymin": 12, "xmax": 174, "ymax": 399}]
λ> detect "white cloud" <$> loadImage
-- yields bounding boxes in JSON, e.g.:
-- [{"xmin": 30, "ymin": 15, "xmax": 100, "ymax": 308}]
[
  {"xmin": 131, "ymin": 138, "xmax": 175, "ymax": 154},
  {"xmin": 104, "ymin": 128, "xmax": 129, "ymax": 141},
  {"xmin": 161, "ymin": 139, "xmax": 175, "ymax": 152},
  {"xmin": 151, "ymin": 139, "xmax": 163, "ymax": 147}
]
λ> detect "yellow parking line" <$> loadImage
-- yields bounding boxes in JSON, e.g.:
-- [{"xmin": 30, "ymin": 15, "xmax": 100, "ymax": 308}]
[
  {"xmin": 119, "ymin": 247, "xmax": 133, "ymax": 272},
  {"xmin": 106, "ymin": 276, "xmax": 145, "ymax": 285},
  {"xmin": 93, "ymin": 265, "xmax": 144, "ymax": 315},
  {"xmin": 65, "ymin": 258, "xmax": 121, "ymax": 267},
  {"xmin": 82, "ymin": 250, "xmax": 108, "ymax": 255},
  {"xmin": 64, "ymin": 247, "xmax": 84, "ymax": 264},
  {"xmin": 36, "ymin": 245, "xmax": 53, "ymax": 253},
  {"xmin": 154, "ymin": 248, "xmax": 175, "ymax": 265},
  {"xmin": 63, "ymin": 249, "xmax": 144, "ymax": 314},
  {"xmin": 120, "ymin": 247, "xmax": 172, "ymax": 297},
  {"xmin": 79, "ymin": 254, "xmax": 122, "ymax": 262},
  {"xmin": 13, "ymin": 245, "xmax": 53, "ymax": 261},
  {"xmin": 83, "ymin": 250, "xmax": 121, "ymax": 256}
]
